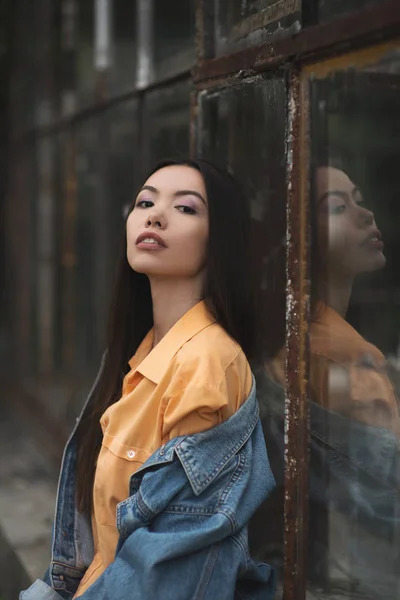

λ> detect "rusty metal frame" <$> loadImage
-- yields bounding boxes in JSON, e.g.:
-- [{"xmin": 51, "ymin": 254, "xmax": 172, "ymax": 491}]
[
  {"xmin": 227, "ymin": 0, "xmax": 301, "ymax": 43},
  {"xmin": 193, "ymin": 0, "xmax": 400, "ymax": 84},
  {"xmin": 283, "ymin": 67, "xmax": 310, "ymax": 600},
  {"xmin": 195, "ymin": 0, "xmax": 215, "ymax": 61}
]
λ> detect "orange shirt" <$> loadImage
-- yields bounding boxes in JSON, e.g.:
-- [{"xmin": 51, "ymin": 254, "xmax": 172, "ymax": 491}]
[
  {"xmin": 269, "ymin": 303, "xmax": 400, "ymax": 434},
  {"xmin": 74, "ymin": 301, "xmax": 252, "ymax": 597}
]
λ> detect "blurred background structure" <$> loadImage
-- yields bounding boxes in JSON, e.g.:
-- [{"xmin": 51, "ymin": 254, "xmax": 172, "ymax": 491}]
[
  {"xmin": 0, "ymin": 0, "xmax": 196, "ymax": 587},
  {"xmin": 1, "ymin": 1, "xmax": 399, "ymax": 599}
]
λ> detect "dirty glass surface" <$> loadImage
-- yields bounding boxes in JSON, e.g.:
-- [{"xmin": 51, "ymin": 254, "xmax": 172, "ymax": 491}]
[
  {"xmin": 285, "ymin": 43, "xmax": 400, "ymax": 599},
  {"xmin": 198, "ymin": 75, "xmax": 288, "ymax": 596},
  {"xmin": 214, "ymin": 0, "xmax": 301, "ymax": 56}
]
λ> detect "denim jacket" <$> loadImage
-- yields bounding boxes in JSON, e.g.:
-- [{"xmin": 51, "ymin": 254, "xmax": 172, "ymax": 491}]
[{"xmin": 20, "ymin": 357, "xmax": 276, "ymax": 600}]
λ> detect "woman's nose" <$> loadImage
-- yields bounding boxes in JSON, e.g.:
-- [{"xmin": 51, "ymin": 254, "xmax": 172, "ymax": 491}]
[
  {"xmin": 145, "ymin": 212, "xmax": 165, "ymax": 229},
  {"xmin": 357, "ymin": 205, "xmax": 374, "ymax": 227}
]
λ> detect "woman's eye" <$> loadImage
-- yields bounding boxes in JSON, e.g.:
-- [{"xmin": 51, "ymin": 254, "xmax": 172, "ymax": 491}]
[
  {"xmin": 176, "ymin": 205, "xmax": 197, "ymax": 215},
  {"xmin": 136, "ymin": 199, "xmax": 153, "ymax": 209},
  {"xmin": 329, "ymin": 205, "xmax": 346, "ymax": 215}
]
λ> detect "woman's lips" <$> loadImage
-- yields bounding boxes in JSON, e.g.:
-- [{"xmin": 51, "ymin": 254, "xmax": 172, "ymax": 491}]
[
  {"xmin": 135, "ymin": 232, "xmax": 167, "ymax": 249},
  {"xmin": 362, "ymin": 230, "xmax": 383, "ymax": 250},
  {"xmin": 366, "ymin": 238, "xmax": 384, "ymax": 250}
]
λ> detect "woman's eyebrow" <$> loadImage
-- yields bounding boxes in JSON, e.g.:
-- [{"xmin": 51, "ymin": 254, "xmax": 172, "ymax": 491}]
[
  {"xmin": 138, "ymin": 185, "xmax": 206, "ymax": 205},
  {"xmin": 139, "ymin": 185, "xmax": 158, "ymax": 194},
  {"xmin": 174, "ymin": 189, "xmax": 206, "ymax": 205},
  {"xmin": 318, "ymin": 190, "xmax": 348, "ymax": 204}
]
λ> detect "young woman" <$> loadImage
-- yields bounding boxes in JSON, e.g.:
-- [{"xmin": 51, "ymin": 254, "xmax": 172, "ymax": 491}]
[{"xmin": 21, "ymin": 159, "xmax": 276, "ymax": 600}]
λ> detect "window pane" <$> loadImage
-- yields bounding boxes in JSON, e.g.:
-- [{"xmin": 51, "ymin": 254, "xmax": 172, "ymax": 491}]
[
  {"xmin": 77, "ymin": 2, "xmax": 95, "ymax": 107},
  {"xmin": 154, "ymin": 0, "xmax": 195, "ymax": 80},
  {"xmin": 107, "ymin": 100, "xmax": 141, "ymax": 261},
  {"xmin": 73, "ymin": 101, "xmax": 140, "ymax": 372},
  {"xmin": 315, "ymin": 0, "xmax": 381, "ymax": 24},
  {"xmin": 144, "ymin": 79, "xmax": 191, "ymax": 171},
  {"xmin": 198, "ymin": 76, "xmax": 288, "ymax": 597},
  {"xmin": 110, "ymin": 0, "xmax": 136, "ymax": 95},
  {"xmin": 302, "ymin": 43, "xmax": 400, "ymax": 598},
  {"xmin": 215, "ymin": 0, "xmax": 301, "ymax": 56}
]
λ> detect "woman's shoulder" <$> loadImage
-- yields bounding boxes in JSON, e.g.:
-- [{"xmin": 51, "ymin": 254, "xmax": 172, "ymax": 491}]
[{"xmin": 173, "ymin": 321, "xmax": 250, "ymax": 380}]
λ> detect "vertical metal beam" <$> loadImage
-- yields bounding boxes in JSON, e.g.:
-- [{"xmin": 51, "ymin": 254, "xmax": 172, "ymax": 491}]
[
  {"xmin": 136, "ymin": 0, "xmax": 154, "ymax": 89},
  {"xmin": 60, "ymin": 0, "xmax": 78, "ymax": 370},
  {"xmin": 196, "ymin": 0, "xmax": 215, "ymax": 61},
  {"xmin": 34, "ymin": 0, "xmax": 56, "ymax": 375},
  {"xmin": 93, "ymin": 0, "xmax": 111, "ymax": 355},
  {"xmin": 60, "ymin": 129, "xmax": 77, "ymax": 369},
  {"xmin": 283, "ymin": 68, "xmax": 310, "ymax": 600},
  {"xmin": 5, "ymin": 0, "xmax": 35, "ymax": 374}
]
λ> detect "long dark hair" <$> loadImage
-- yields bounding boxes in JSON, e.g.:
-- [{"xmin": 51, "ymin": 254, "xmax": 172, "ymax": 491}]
[{"xmin": 76, "ymin": 158, "xmax": 258, "ymax": 513}]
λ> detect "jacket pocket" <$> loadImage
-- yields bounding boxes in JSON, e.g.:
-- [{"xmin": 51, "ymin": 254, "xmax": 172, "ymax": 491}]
[{"xmin": 94, "ymin": 433, "xmax": 152, "ymax": 527}]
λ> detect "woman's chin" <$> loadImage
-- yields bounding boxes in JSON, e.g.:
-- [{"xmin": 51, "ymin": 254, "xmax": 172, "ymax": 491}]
[{"xmin": 362, "ymin": 252, "xmax": 387, "ymax": 273}]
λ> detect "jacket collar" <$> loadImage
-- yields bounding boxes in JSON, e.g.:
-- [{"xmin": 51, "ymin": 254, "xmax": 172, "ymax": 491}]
[
  {"xmin": 128, "ymin": 301, "xmax": 214, "ymax": 385},
  {"xmin": 134, "ymin": 378, "xmax": 259, "ymax": 495}
]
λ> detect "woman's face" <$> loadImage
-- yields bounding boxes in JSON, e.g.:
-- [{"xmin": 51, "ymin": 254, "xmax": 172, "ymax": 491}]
[
  {"xmin": 126, "ymin": 165, "xmax": 209, "ymax": 282},
  {"xmin": 315, "ymin": 166, "xmax": 386, "ymax": 278}
]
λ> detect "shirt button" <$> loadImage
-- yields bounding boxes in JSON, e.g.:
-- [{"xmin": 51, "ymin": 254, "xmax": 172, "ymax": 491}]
[{"xmin": 127, "ymin": 450, "xmax": 136, "ymax": 459}]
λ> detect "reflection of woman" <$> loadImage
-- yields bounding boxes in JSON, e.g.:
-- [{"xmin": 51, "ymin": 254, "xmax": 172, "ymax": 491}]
[
  {"xmin": 270, "ymin": 165, "xmax": 400, "ymax": 433},
  {"xmin": 252, "ymin": 166, "xmax": 400, "ymax": 599},
  {"xmin": 21, "ymin": 159, "xmax": 275, "ymax": 600}
]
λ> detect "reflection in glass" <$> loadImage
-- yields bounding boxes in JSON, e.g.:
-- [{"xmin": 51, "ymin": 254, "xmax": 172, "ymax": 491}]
[{"xmin": 267, "ymin": 46, "xmax": 400, "ymax": 599}]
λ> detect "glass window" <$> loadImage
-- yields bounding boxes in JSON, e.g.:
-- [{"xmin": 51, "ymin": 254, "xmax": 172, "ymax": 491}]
[
  {"xmin": 143, "ymin": 79, "xmax": 191, "ymax": 172},
  {"xmin": 300, "ymin": 42, "xmax": 400, "ymax": 599},
  {"xmin": 214, "ymin": 0, "xmax": 301, "ymax": 56},
  {"xmin": 153, "ymin": 0, "xmax": 195, "ymax": 80},
  {"xmin": 110, "ymin": 0, "xmax": 136, "ymax": 95},
  {"xmin": 198, "ymin": 75, "xmax": 288, "ymax": 597},
  {"xmin": 314, "ymin": 0, "xmax": 381, "ymax": 25},
  {"xmin": 107, "ymin": 100, "xmax": 141, "ymax": 266},
  {"xmin": 77, "ymin": 2, "xmax": 95, "ymax": 107}
]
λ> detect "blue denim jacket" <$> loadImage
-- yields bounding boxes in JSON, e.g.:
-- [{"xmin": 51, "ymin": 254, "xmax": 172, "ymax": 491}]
[{"xmin": 20, "ymin": 359, "xmax": 276, "ymax": 600}]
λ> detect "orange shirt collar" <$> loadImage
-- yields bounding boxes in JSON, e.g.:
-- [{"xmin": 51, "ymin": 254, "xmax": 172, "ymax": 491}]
[
  {"xmin": 313, "ymin": 301, "xmax": 364, "ymax": 339},
  {"xmin": 128, "ymin": 300, "xmax": 214, "ymax": 384}
]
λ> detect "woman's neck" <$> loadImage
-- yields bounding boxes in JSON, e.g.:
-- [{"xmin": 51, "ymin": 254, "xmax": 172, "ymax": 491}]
[
  {"xmin": 320, "ymin": 274, "xmax": 354, "ymax": 318},
  {"xmin": 149, "ymin": 277, "xmax": 204, "ymax": 347}
]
